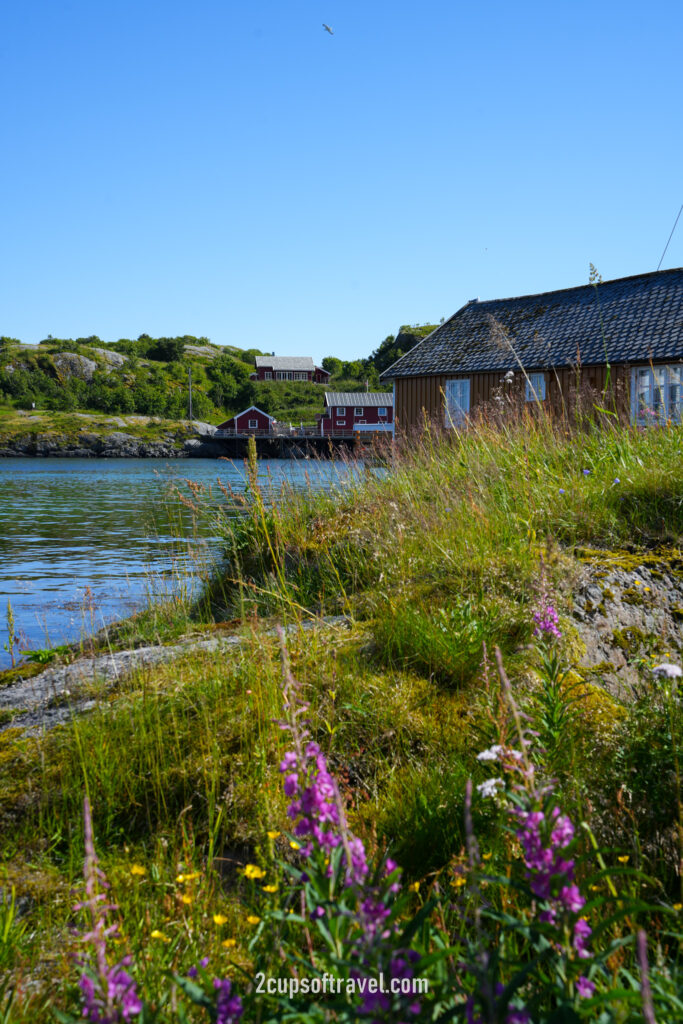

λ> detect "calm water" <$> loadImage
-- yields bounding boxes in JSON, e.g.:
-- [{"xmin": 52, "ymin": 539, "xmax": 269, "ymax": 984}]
[{"xmin": 0, "ymin": 457, "xmax": 356, "ymax": 668}]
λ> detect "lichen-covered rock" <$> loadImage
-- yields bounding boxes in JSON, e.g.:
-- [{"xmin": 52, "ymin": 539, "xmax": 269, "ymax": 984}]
[
  {"xmin": 90, "ymin": 347, "xmax": 127, "ymax": 367},
  {"xmin": 53, "ymin": 352, "xmax": 97, "ymax": 381}
]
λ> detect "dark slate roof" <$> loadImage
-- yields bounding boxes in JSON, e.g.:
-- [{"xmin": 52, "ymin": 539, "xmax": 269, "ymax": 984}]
[
  {"xmin": 380, "ymin": 268, "xmax": 683, "ymax": 379},
  {"xmin": 324, "ymin": 392, "xmax": 394, "ymax": 407}
]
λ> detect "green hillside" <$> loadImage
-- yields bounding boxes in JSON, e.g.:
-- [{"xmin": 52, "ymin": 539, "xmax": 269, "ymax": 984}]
[{"xmin": 0, "ymin": 333, "xmax": 398, "ymax": 429}]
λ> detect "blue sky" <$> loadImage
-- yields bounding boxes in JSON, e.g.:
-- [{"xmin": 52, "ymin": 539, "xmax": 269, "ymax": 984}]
[{"xmin": 2, "ymin": 0, "xmax": 682, "ymax": 364}]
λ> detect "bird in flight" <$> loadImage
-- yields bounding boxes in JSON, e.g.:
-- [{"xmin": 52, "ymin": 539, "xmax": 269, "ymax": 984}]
[{"xmin": 322, "ymin": 23, "xmax": 334, "ymax": 34}]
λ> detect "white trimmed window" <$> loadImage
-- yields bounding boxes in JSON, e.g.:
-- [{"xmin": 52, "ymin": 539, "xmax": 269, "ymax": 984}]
[
  {"xmin": 248, "ymin": 419, "xmax": 259, "ymax": 429},
  {"xmin": 337, "ymin": 420, "xmax": 346, "ymax": 426},
  {"xmin": 378, "ymin": 407, "xmax": 387, "ymax": 417},
  {"xmin": 444, "ymin": 378, "xmax": 470, "ymax": 427},
  {"xmin": 525, "ymin": 372, "xmax": 546, "ymax": 402},
  {"xmin": 337, "ymin": 407, "xmax": 346, "ymax": 415},
  {"xmin": 632, "ymin": 364, "xmax": 683, "ymax": 425},
  {"xmin": 264, "ymin": 371, "xmax": 272, "ymax": 380},
  {"xmin": 294, "ymin": 371, "xmax": 308, "ymax": 380},
  {"xmin": 276, "ymin": 371, "xmax": 285, "ymax": 380},
  {"xmin": 354, "ymin": 407, "xmax": 364, "ymax": 416}
]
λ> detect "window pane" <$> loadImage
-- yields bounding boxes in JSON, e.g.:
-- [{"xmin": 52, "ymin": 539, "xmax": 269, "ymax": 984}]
[{"xmin": 668, "ymin": 366, "xmax": 682, "ymax": 422}]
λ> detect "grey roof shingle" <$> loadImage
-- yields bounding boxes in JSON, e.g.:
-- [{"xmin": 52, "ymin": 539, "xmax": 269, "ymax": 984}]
[
  {"xmin": 325, "ymin": 392, "xmax": 394, "ymax": 407},
  {"xmin": 255, "ymin": 356, "xmax": 316, "ymax": 371},
  {"xmin": 380, "ymin": 268, "xmax": 683, "ymax": 380}
]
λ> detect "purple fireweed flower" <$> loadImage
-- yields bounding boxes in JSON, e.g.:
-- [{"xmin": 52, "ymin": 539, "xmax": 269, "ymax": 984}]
[
  {"xmin": 576, "ymin": 975, "xmax": 595, "ymax": 998},
  {"xmin": 573, "ymin": 917, "xmax": 592, "ymax": 959},
  {"xmin": 76, "ymin": 799, "xmax": 142, "ymax": 1023},
  {"xmin": 213, "ymin": 977, "xmax": 243, "ymax": 1024},
  {"xmin": 532, "ymin": 604, "xmax": 562, "ymax": 640}
]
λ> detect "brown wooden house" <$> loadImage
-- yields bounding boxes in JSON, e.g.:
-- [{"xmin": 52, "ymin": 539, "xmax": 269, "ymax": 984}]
[{"xmin": 380, "ymin": 269, "xmax": 683, "ymax": 431}]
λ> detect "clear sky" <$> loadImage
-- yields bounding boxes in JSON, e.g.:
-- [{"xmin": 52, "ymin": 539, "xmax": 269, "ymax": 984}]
[{"xmin": 2, "ymin": 0, "xmax": 682, "ymax": 364}]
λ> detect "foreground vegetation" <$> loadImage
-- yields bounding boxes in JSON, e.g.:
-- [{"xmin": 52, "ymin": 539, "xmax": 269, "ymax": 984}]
[{"xmin": 1, "ymin": 413, "xmax": 682, "ymax": 1020}]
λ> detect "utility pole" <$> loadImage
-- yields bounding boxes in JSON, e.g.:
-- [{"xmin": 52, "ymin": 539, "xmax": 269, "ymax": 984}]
[{"xmin": 188, "ymin": 365, "xmax": 193, "ymax": 420}]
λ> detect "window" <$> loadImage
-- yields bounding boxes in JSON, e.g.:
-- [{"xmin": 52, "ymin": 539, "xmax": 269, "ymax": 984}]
[
  {"xmin": 525, "ymin": 373, "xmax": 546, "ymax": 402},
  {"xmin": 354, "ymin": 407, "xmax": 364, "ymax": 416},
  {"xmin": 377, "ymin": 407, "xmax": 387, "ymax": 417},
  {"xmin": 294, "ymin": 371, "xmax": 308, "ymax": 380},
  {"xmin": 444, "ymin": 379, "xmax": 470, "ymax": 427},
  {"xmin": 248, "ymin": 419, "xmax": 259, "ymax": 429},
  {"xmin": 337, "ymin": 420, "xmax": 346, "ymax": 426},
  {"xmin": 264, "ymin": 371, "xmax": 272, "ymax": 380},
  {"xmin": 276, "ymin": 371, "xmax": 285, "ymax": 380},
  {"xmin": 336, "ymin": 407, "xmax": 346, "ymax": 415},
  {"xmin": 632, "ymin": 364, "xmax": 682, "ymax": 425}
]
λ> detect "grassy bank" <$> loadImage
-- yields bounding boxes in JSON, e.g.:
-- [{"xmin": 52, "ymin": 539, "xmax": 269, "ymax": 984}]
[{"xmin": 1, "ymin": 415, "xmax": 682, "ymax": 1020}]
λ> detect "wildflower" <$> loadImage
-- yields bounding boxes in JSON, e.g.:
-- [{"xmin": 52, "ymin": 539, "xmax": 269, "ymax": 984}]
[
  {"xmin": 481, "ymin": 852, "xmax": 492, "ymax": 861},
  {"xmin": 289, "ymin": 840, "xmax": 301, "ymax": 850},
  {"xmin": 213, "ymin": 977, "xmax": 243, "ymax": 1024},
  {"xmin": 213, "ymin": 914, "xmax": 228, "ymax": 926},
  {"xmin": 246, "ymin": 915, "xmax": 260, "ymax": 925},
  {"xmin": 267, "ymin": 830, "xmax": 280, "ymax": 840},
  {"xmin": 176, "ymin": 871, "xmax": 200, "ymax": 883},
  {"xmin": 559, "ymin": 488, "xmax": 565, "ymax": 494},
  {"xmin": 674, "ymin": 904, "xmax": 682, "ymax": 911},
  {"xmin": 575, "ymin": 976, "xmax": 595, "ymax": 998},
  {"xmin": 150, "ymin": 930, "xmax": 169, "ymax": 942},
  {"xmin": 409, "ymin": 881, "xmax": 420, "ymax": 892},
  {"xmin": 181, "ymin": 894, "xmax": 193, "ymax": 905},
  {"xmin": 582, "ymin": 469, "xmax": 590, "ymax": 476},
  {"xmin": 243, "ymin": 864, "xmax": 266, "ymax": 880},
  {"xmin": 222, "ymin": 938, "xmax": 237, "ymax": 948},
  {"xmin": 476, "ymin": 777, "xmax": 504, "ymax": 798},
  {"xmin": 129, "ymin": 865, "xmax": 146, "ymax": 877},
  {"xmin": 653, "ymin": 663, "xmax": 682, "ymax": 679},
  {"xmin": 187, "ymin": 957, "xmax": 209, "ymax": 978},
  {"xmin": 613, "ymin": 477, "xmax": 620, "ymax": 485},
  {"xmin": 454, "ymin": 876, "xmax": 466, "ymax": 888},
  {"xmin": 617, "ymin": 855, "xmax": 629, "ymax": 864},
  {"xmin": 262, "ymin": 884, "xmax": 278, "ymax": 893},
  {"xmin": 476, "ymin": 744, "xmax": 504, "ymax": 761},
  {"xmin": 532, "ymin": 603, "xmax": 562, "ymax": 640}
]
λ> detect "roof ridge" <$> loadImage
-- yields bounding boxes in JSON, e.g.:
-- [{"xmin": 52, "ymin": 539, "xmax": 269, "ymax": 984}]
[{"xmin": 467, "ymin": 266, "xmax": 683, "ymax": 308}]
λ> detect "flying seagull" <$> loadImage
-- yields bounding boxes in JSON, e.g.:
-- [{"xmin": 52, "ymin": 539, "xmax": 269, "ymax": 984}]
[{"xmin": 322, "ymin": 23, "xmax": 334, "ymax": 34}]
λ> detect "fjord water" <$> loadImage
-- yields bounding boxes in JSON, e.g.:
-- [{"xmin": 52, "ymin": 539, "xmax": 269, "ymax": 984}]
[{"xmin": 0, "ymin": 457, "xmax": 353, "ymax": 669}]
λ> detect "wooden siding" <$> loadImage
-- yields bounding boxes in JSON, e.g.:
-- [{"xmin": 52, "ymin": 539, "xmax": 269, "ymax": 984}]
[{"xmin": 394, "ymin": 364, "xmax": 634, "ymax": 433}]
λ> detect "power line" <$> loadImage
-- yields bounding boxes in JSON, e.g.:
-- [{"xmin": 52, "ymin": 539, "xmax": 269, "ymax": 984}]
[{"xmin": 657, "ymin": 203, "xmax": 683, "ymax": 271}]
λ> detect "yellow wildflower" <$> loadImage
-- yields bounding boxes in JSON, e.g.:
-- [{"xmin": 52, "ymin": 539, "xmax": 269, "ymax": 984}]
[
  {"xmin": 181, "ymin": 894, "xmax": 193, "ymax": 905},
  {"xmin": 617, "ymin": 855, "xmax": 630, "ymax": 864},
  {"xmin": 150, "ymin": 930, "xmax": 169, "ymax": 942},
  {"xmin": 634, "ymin": 580, "xmax": 641, "ymax": 586},
  {"xmin": 244, "ymin": 864, "xmax": 266, "ymax": 880},
  {"xmin": 289, "ymin": 841, "xmax": 300, "ymax": 850},
  {"xmin": 213, "ymin": 914, "xmax": 228, "ymax": 926},
  {"xmin": 267, "ymin": 830, "xmax": 281, "ymax": 840},
  {"xmin": 246, "ymin": 915, "xmax": 261, "ymax": 925},
  {"xmin": 409, "ymin": 881, "xmax": 420, "ymax": 893},
  {"xmin": 674, "ymin": 904, "xmax": 682, "ymax": 912},
  {"xmin": 454, "ymin": 877, "xmax": 466, "ymax": 888},
  {"xmin": 130, "ymin": 864, "xmax": 146, "ymax": 876},
  {"xmin": 175, "ymin": 871, "xmax": 201, "ymax": 883},
  {"xmin": 482, "ymin": 852, "xmax": 492, "ymax": 861},
  {"xmin": 222, "ymin": 938, "xmax": 237, "ymax": 948},
  {"xmin": 262, "ymin": 884, "xmax": 278, "ymax": 893}
]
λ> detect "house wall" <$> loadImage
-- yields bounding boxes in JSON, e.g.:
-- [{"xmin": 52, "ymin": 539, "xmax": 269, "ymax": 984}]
[
  {"xmin": 218, "ymin": 410, "xmax": 273, "ymax": 432},
  {"xmin": 394, "ymin": 364, "xmax": 633, "ymax": 432},
  {"xmin": 321, "ymin": 401, "xmax": 393, "ymax": 433},
  {"xmin": 252, "ymin": 366, "xmax": 331, "ymax": 382}
]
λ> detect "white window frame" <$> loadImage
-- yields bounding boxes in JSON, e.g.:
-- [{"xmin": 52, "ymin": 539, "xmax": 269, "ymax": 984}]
[
  {"xmin": 354, "ymin": 407, "xmax": 364, "ymax": 416},
  {"xmin": 276, "ymin": 371, "xmax": 285, "ymax": 380},
  {"xmin": 525, "ymin": 372, "xmax": 546, "ymax": 402},
  {"xmin": 336, "ymin": 407, "xmax": 346, "ymax": 415},
  {"xmin": 444, "ymin": 378, "xmax": 470, "ymax": 427},
  {"xmin": 377, "ymin": 407, "xmax": 387, "ymax": 417},
  {"xmin": 264, "ymin": 371, "xmax": 272, "ymax": 380},
  {"xmin": 631, "ymin": 364, "xmax": 682, "ymax": 425},
  {"xmin": 337, "ymin": 420, "xmax": 346, "ymax": 426},
  {"xmin": 248, "ymin": 418, "xmax": 259, "ymax": 429},
  {"xmin": 294, "ymin": 371, "xmax": 308, "ymax": 380}
]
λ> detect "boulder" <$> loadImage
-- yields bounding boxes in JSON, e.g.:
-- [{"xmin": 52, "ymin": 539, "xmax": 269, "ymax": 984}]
[{"xmin": 53, "ymin": 353, "xmax": 97, "ymax": 382}]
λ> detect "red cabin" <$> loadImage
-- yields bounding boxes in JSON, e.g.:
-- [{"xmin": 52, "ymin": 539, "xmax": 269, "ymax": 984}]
[
  {"xmin": 318, "ymin": 392, "xmax": 394, "ymax": 436},
  {"xmin": 251, "ymin": 356, "xmax": 331, "ymax": 383},
  {"xmin": 215, "ymin": 406, "xmax": 276, "ymax": 434}
]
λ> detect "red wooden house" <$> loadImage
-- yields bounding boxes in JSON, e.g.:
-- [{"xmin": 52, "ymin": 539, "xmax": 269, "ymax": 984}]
[
  {"xmin": 215, "ymin": 406, "xmax": 276, "ymax": 434},
  {"xmin": 318, "ymin": 392, "xmax": 394, "ymax": 435},
  {"xmin": 251, "ymin": 356, "xmax": 331, "ymax": 383}
]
